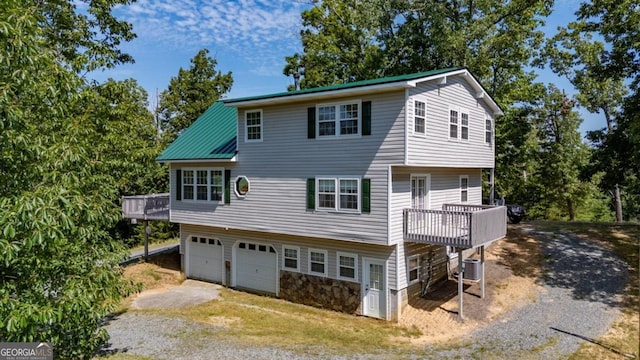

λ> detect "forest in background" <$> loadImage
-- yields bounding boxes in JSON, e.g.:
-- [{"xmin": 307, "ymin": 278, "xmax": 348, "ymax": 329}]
[{"xmin": 0, "ymin": 0, "xmax": 638, "ymax": 357}]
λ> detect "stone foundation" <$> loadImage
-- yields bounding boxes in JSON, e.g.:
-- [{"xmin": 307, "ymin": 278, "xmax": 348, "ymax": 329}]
[{"xmin": 279, "ymin": 271, "xmax": 361, "ymax": 314}]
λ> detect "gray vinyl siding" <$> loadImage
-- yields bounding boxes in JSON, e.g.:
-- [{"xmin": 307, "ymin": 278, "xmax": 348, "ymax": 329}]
[
  {"xmin": 180, "ymin": 224, "xmax": 393, "ymax": 286},
  {"xmin": 171, "ymin": 91, "xmax": 406, "ymax": 246},
  {"xmin": 406, "ymin": 76, "xmax": 495, "ymax": 167},
  {"xmin": 389, "ymin": 167, "xmax": 483, "ymax": 245}
]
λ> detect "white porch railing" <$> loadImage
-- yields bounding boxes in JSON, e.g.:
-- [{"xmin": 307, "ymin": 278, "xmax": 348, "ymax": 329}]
[
  {"xmin": 404, "ymin": 204, "xmax": 507, "ymax": 248},
  {"xmin": 121, "ymin": 193, "xmax": 170, "ymax": 221}
]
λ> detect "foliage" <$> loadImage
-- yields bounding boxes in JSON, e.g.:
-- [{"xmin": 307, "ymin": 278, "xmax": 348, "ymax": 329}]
[
  {"xmin": 0, "ymin": 1, "xmax": 138, "ymax": 358},
  {"xmin": 158, "ymin": 49, "xmax": 233, "ymax": 138}
]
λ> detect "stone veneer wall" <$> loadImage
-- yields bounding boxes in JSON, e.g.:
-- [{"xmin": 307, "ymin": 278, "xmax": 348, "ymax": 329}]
[{"xmin": 279, "ymin": 270, "xmax": 361, "ymax": 314}]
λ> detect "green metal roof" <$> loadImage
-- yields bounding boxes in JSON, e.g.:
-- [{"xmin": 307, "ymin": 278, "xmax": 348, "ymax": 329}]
[
  {"xmin": 223, "ymin": 67, "xmax": 462, "ymax": 104},
  {"xmin": 156, "ymin": 101, "xmax": 237, "ymax": 162}
]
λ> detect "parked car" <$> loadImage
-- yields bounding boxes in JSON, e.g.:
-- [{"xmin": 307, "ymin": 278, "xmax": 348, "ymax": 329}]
[{"xmin": 507, "ymin": 204, "xmax": 526, "ymax": 224}]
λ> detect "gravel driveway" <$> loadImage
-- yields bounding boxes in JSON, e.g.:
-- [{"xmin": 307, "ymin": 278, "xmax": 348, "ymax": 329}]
[{"xmin": 102, "ymin": 228, "xmax": 628, "ymax": 359}]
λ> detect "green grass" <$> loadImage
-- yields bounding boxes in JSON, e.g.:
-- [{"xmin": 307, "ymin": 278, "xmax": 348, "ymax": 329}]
[
  {"xmin": 129, "ymin": 238, "xmax": 179, "ymax": 253},
  {"xmin": 532, "ymin": 221, "xmax": 639, "ymax": 359}
]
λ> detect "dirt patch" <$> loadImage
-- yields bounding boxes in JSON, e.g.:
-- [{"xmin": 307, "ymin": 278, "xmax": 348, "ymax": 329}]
[{"xmin": 399, "ymin": 226, "xmax": 543, "ymax": 344}]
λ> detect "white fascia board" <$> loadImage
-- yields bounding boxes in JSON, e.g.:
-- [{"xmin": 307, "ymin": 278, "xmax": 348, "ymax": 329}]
[
  {"xmin": 225, "ymin": 83, "xmax": 413, "ymax": 107},
  {"xmin": 157, "ymin": 156, "xmax": 237, "ymax": 164}
]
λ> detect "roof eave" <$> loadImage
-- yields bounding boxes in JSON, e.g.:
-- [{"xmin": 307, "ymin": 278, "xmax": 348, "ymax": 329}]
[{"xmin": 156, "ymin": 155, "xmax": 237, "ymax": 164}]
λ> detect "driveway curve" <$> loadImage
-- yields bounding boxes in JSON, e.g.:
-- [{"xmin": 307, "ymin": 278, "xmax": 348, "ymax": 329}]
[{"xmin": 102, "ymin": 227, "xmax": 628, "ymax": 359}]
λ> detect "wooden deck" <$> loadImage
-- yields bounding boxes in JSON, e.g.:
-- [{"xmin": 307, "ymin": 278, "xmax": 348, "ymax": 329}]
[
  {"xmin": 122, "ymin": 193, "xmax": 170, "ymax": 221},
  {"xmin": 404, "ymin": 204, "xmax": 507, "ymax": 249}
]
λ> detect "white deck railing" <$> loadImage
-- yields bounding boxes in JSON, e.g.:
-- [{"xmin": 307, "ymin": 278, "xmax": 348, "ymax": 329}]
[
  {"xmin": 404, "ymin": 204, "xmax": 507, "ymax": 248},
  {"xmin": 121, "ymin": 193, "xmax": 170, "ymax": 221}
]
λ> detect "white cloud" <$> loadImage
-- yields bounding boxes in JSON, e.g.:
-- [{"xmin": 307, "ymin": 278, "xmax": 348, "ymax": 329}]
[{"xmin": 117, "ymin": 0, "xmax": 309, "ymax": 74}]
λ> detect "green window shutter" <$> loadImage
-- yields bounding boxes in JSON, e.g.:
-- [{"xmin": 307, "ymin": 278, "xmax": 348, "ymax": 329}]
[
  {"xmin": 307, "ymin": 107, "xmax": 316, "ymax": 139},
  {"xmin": 306, "ymin": 178, "xmax": 315, "ymax": 210},
  {"xmin": 224, "ymin": 169, "xmax": 231, "ymax": 204},
  {"xmin": 361, "ymin": 178, "xmax": 371, "ymax": 213},
  {"xmin": 362, "ymin": 101, "xmax": 371, "ymax": 136},
  {"xmin": 176, "ymin": 169, "xmax": 182, "ymax": 201}
]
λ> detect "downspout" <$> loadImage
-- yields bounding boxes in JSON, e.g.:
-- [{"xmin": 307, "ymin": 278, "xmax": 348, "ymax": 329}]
[{"xmin": 404, "ymin": 88, "xmax": 409, "ymax": 165}]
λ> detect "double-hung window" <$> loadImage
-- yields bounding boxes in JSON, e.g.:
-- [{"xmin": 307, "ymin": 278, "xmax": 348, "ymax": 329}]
[
  {"xmin": 182, "ymin": 168, "xmax": 223, "ymax": 202},
  {"xmin": 450, "ymin": 108, "xmax": 470, "ymax": 140},
  {"xmin": 414, "ymin": 100, "xmax": 426, "ymax": 134},
  {"xmin": 460, "ymin": 175, "xmax": 469, "ymax": 203},
  {"xmin": 309, "ymin": 249, "xmax": 328, "ymax": 276},
  {"xmin": 245, "ymin": 110, "xmax": 262, "ymax": 142},
  {"xmin": 316, "ymin": 178, "xmax": 360, "ymax": 212},
  {"xmin": 408, "ymin": 255, "xmax": 420, "ymax": 283},
  {"xmin": 337, "ymin": 252, "xmax": 357, "ymax": 281},
  {"xmin": 317, "ymin": 101, "xmax": 360, "ymax": 137},
  {"xmin": 283, "ymin": 245, "xmax": 300, "ymax": 271},
  {"xmin": 485, "ymin": 119, "xmax": 492, "ymax": 144}
]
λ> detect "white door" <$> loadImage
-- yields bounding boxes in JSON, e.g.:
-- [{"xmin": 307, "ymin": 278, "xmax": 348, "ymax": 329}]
[
  {"xmin": 363, "ymin": 258, "xmax": 385, "ymax": 319},
  {"xmin": 235, "ymin": 242, "xmax": 277, "ymax": 294},
  {"xmin": 187, "ymin": 236, "xmax": 224, "ymax": 283},
  {"xmin": 411, "ymin": 175, "xmax": 429, "ymax": 209}
]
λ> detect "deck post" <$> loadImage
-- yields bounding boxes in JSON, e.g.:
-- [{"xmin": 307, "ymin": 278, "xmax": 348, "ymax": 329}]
[
  {"xmin": 143, "ymin": 220, "xmax": 149, "ymax": 261},
  {"xmin": 458, "ymin": 249, "xmax": 464, "ymax": 321},
  {"xmin": 480, "ymin": 245, "xmax": 485, "ymax": 299},
  {"xmin": 489, "ymin": 168, "xmax": 495, "ymax": 205}
]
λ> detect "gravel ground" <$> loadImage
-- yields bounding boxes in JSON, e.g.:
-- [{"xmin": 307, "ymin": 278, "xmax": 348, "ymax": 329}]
[{"xmin": 102, "ymin": 228, "xmax": 628, "ymax": 359}]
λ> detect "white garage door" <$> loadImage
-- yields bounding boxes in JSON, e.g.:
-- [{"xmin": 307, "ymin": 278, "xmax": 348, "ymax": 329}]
[
  {"xmin": 187, "ymin": 236, "xmax": 224, "ymax": 283},
  {"xmin": 235, "ymin": 242, "xmax": 277, "ymax": 294}
]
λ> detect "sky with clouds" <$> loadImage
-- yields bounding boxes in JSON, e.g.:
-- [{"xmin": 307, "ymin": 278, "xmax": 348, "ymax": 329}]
[{"xmin": 90, "ymin": 0, "xmax": 603, "ymax": 134}]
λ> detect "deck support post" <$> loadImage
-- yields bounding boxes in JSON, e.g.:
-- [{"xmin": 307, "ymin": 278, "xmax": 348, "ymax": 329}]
[
  {"xmin": 143, "ymin": 220, "xmax": 149, "ymax": 261},
  {"xmin": 480, "ymin": 245, "xmax": 485, "ymax": 299},
  {"xmin": 458, "ymin": 249, "xmax": 464, "ymax": 321}
]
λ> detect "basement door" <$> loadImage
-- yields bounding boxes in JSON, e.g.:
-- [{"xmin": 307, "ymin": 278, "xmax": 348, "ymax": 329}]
[{"xmin": 363, "ymin": 258, "xmax": 386, "ymax": 319}]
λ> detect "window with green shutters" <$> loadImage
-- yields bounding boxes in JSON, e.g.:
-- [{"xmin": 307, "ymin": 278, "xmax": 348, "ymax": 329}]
[
  {"xmin": 308, "ymin": 101, "xmax": 371, "ymax": 139},
  {"xmin": 306, "ymin": 177, "xmax": 370, "ymax": 213},
  {"xmin": 175, "ymin": 167, "xmax": 229, "ymax": 203}
]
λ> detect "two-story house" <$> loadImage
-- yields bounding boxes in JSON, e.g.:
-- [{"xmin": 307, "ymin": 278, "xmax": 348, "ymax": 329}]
[{"xmin": 155, "ymin": 67, "xmax": 506, "ymax": 321}]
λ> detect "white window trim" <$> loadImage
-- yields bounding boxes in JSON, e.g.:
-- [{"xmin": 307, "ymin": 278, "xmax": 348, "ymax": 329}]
[
  {"xmin": 407, "ymin": 254, "xmax": 420, "ymax": 284},
  {"xmin": 412, "ymin": 99, "xmax": 427, "ymax": 136},
  {"xmin": 315, "ymin": 177, "xmax": 361, "ymax": 213},
  {"xmin": 282, "ymin": 245, "xmax": 300, "ymax": 272},
  {"xmin": 244, "ymin": 109, "xmax": 263, "ymax": 143},
  {"xmin": 485, "ymin": 118, "xmax": 493, "ymax": 145},
  {"xmin": 181, "ymin": 167, "xmax": 224, "ymax": 203},
  {"xmin": 316, "ymin": 100, "xmax": 362, "ymax": 139},
  {"xmin": 460, "ymin": 175, "xmax": 469, "ymax": 203},
  {"xmin": 337, "ymin": 252, "xmax": 358, "ymax": 282},
  {"xmin": 410, "ymin": 173, "xmax": 431, "ymax": 210},
  {"xmin": 308, "ymin": 248, "xmax": 328, "ymax": 277},
  {"xmin": 449, "ymin": 106, "xmax": 470, "ymax": 141}
]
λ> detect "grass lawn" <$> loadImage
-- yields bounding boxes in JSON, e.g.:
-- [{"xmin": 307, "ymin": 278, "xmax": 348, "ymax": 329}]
[{"xmin": 532, "ymin": 221, "xmax": 639, "ymax": 360}]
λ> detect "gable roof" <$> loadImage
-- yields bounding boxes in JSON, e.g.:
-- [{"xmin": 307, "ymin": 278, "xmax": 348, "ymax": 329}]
[
  {"xmin": 156, "ymin": 101, "xmax": 237, "ymax": 163},
  {"xmin": 223, "ymin": 68, "xmax": 502, "ymax": 115}
]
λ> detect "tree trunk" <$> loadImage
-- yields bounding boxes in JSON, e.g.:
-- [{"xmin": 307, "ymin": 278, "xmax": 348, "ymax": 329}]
[{"xmin": 615, "ymin": 184, "xmax": 623, "ymax": 222}]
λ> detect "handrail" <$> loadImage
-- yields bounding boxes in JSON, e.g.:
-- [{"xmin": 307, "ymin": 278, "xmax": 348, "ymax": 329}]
[{"xmin": 121, "ymin": 193, "xmax": 170, "ymax": 221}]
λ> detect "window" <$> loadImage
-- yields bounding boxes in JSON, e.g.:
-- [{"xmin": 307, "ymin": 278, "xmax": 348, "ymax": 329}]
[
  {"xmin": 408, "ymin": 255, "xmax": 420, "ymax": 283},
  {"xmin": 182, "ymin": 168, "xmax": 224, "ymax": 202},
  {"xmin": 245, "ymin": 110, "xmax": 262, "ymax": 142},
  {"xmin": 234, "ymin": 176, "xmax": 250, "ymax": 197},
  {"xmin": 485, "ymin": 119, "xmax": 492, "ymax": 144},
  {"xmin": 309, "ymin": 249, "xmax": 327, "ymax": 276},
  {"xmin": 460, "ymin": 175, "xmax": 469, "ymax": 203},
  {"xmin": 414, "ymin": 100, "xmax": 426, "ymax": 134},
  {"xmin": 283, "ymin": 245, "xmax": 299, "ymax": 271},
  {"xmin": 461, "ymin": 113, "xmax": 469, "ymax": 140},
  {"xmin": 316, "ymin": 178, "xmax": 360, "ymax": 212},
  {"xmin": 317, "ymin": 101, "xmax": 361, "ymax": 138},
  {"xmin": 411, "ymin": 175, "xmax": 429, "ymax": 210},
  {"xmin": 449, "ymin": 108, "xmax": 470, "ymax": 140},
  {"xmin": 449, "ymin": 109, "xmax": 458, "ymax": 139},
  {"xmin": 337, "ymin": 252, "xmax": 357, "ymax": 280}
]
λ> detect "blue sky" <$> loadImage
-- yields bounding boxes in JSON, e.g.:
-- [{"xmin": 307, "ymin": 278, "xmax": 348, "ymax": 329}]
[{"xmin": 89, "ymin": 0, "xmax": 603, "ymax": 135}]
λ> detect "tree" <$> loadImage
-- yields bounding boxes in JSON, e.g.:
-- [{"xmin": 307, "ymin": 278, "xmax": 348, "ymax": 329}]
[
  {"xmin": 0, "ymin": 1, "xmax": 137, "ymax": 358},
  {"xmin": 158, "ymin": 49, "xmax": 233, "ymax": 137}
]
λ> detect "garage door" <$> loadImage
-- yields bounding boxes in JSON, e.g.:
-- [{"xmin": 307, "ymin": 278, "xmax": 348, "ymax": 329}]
[
  {"xmin": 235, "ymin": 242, "xmax": 277, "ymax": 294},
  {"xmin": 187, "ymin": 236, "xmax": 224, "ymax": 283}
]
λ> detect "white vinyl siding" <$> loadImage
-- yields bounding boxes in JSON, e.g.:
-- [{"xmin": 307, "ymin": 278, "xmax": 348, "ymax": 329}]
[{"xmin": 406, "ymin": 76, "xmax": 495, "ymax": 167}]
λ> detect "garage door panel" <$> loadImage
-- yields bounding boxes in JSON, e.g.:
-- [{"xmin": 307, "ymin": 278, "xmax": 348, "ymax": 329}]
[
  {"xmin": 187, "ymin": 237, "xmax": 223, "ymax": 283},
  {"xmin": 235, "ymin": 242, "xmax": 277, "ymax": 294}
]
